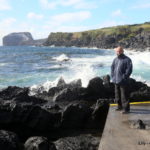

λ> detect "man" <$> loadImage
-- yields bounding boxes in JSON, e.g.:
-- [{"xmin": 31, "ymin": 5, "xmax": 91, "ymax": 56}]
[{"xmin": 111, "ymin": 46, "xmax": 133, "ymax": 114}]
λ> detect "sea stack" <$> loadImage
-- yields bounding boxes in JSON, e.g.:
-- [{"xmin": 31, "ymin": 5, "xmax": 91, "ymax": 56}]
[
  {"xmin": 2, "ymin": 32, "xmax": 47, "ymax": 46},
  {"xmin": 3, "ymin": 32, "xmax": 34, "ymax": 46}
]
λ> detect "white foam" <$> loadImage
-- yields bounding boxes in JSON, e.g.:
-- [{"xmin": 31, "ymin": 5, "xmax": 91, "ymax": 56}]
[
  {"xmin": 125, "ymin": 50, "xmax": 150, "ymax": 66},
  {"xmin": 131, "ymin": 75, "xmax": 150, "ymax": 86},
  {"xmin": 29, "ymin": 77, "xmax": 59, "ymax": 96},
  {"xmin": 0, "ymin": 63, "xmax": 11, "ymax": 67},
  {"xmin": 53, "ymin": 54, "xmax": 70, "ymax": 61},
  {"xmin": 29, "ymin": 49, "xmax": 150, "ymax": 94},
  {"xmin": 34, "ymin": 64, "xmax": 66, "ymax": 70}
]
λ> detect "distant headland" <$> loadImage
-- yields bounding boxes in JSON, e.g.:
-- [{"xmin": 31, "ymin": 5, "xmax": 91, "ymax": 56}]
[{"xmin": 3, "ymin": 22, "xmax": 150, "ymax": 50}]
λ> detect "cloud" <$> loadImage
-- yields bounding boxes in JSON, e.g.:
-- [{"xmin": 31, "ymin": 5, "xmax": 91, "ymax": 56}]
[
  {"xmin": 111, "ymin": 9, "xmax": 122, "ymax": 17},
  {"xmin": 0, "ymin": 18, "xmax": 16, "ymax": 27},
  {"xmin": 60, "ymin": 0, "xmax": 82, "ymax": 6},
  {"xmin": 0, "ymin": 0, "xmax": 11, "ymax": 10},
  {"xmin": 39, "ymin": 0, "xmax": 58, "ymax": 9},
  {"xmin": 27, "ymin": 12, "xmax": 43, "ymax": 19},
  {"xmin": 132, "ymin": 3, "xmax": 150, "ymax": 9},
  {"xmin": 42, "ymin": 11, "xmax": 92, "ymax": 36},
  {"xmin": 131, "ymin": 0, "xmax": 150, "ymax": 9},
  {"xmin": 50, "ymin": 11, "xmax": 91, "ymax": 24},
  {"xmin": 39, "ymin": 0, "xmax": 97, "ymax": 9}
]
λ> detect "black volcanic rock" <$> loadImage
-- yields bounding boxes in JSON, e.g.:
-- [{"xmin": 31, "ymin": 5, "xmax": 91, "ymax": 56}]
[
  {"xmin": 87, "ymin": 77, "xmax": 105, "ymax": 99},
  {"xmin": 53, "ymin": 87, "xmax": 86, "ymax": 102},
  {"xmin": 34, "ymin": 78, "xmax": 84, "ymax": 101},
  {"xmin": 61, "ymin": 103, "xmax": 92, "ymax": 129},
  {"xmin": 0, "ymin": 101, "xmax": 62, "ymax": 132},
  {"xmin": 130, "ymin": 119, "xmax": 146, "ymax": 129},
  {"xmin": 130, "ymin": 86, "xmax": 150, "ymax": 101},
  {"xmin": 0, "ymin": 130, "xmax": 20, "ymax": 150},
  {"xmin": 0, "ymin": 75, "xmax": 150, "ymax": 149},
  {"xmin": 0, "ymin": 86, "xmax": 46, "ymax": 104},
  {"xmin": 24, "ymin": 136, "xmax": 56, "ymax": 150},
  {"xmin": 54, "ymin": 135, "xmax": 100, "ymax": 150}
]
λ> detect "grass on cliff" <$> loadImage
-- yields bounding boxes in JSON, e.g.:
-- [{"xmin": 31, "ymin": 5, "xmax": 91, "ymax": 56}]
[{"xmin": 47, "ymin": 22, "xmax": 150, "ymax": 41}]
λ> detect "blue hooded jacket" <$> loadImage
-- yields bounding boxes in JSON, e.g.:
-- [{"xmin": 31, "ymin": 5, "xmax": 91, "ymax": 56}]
[{"xmin": 111, "ymin": 54, "xmax": 133, "ymax": 84}]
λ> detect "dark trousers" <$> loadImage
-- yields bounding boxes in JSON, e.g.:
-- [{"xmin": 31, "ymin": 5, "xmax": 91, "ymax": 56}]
[{"xmin": 115, "ymin": 84, "xmax": 130, "ymax": 111}]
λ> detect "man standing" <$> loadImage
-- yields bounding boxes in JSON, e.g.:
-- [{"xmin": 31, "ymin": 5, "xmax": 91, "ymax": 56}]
[{"xmin": 111, "ymin": 46, "xmax": 133, "ymax": 114}]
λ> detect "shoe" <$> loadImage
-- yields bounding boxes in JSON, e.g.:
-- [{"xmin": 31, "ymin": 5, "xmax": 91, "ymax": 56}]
[
  {"xmin": 115, "ymin": 108, "xmax": 122, "ymax": 111},
  {"xmin": 121, "ymin": 111, "xmax": 130, "ymax": 114}
]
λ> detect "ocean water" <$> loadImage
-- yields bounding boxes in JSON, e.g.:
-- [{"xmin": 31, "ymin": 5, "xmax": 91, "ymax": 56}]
[{"xmin": 0, "ymin": 46, "xmax": 150, "ymax": 93}]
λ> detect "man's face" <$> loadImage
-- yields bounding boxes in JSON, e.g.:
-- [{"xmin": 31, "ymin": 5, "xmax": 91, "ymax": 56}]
[{"xmin": 115, "ymin": 47, "xmax": 123, "ymax": 56}]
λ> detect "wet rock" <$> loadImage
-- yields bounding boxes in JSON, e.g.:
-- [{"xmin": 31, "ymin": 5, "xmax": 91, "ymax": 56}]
[
  {"xmin": 36, "ymin": 79, "xmax": 82, "ymax": 101},
  {"xmin": 102, "ymin": 74, "xmax": 110, "ymax": 84},
  {"xmin": 86, "ymin": 99, "xmax": 109, "ymax": 129},
  {"xmin": 61, "ymin": 103, "xmax": 92, "ymax": 129},
  {"xmin": 130, "ymin": 119, "xmax": 146, "ymax": 129},
  {"xmin": 130, "ymin": 86, "xmax": 150, "ymax": 101},
  {"xmin": 54, "ymin": 134, "xmax": 100, "ymax": 150},
  {"xmin": 0, "ymin": 86, "xmax": 45, "ymax": 104},
  {"xmin": 53, "ymin": 87, "xmax": 86, "ymax": 102},
  {"xmin": 0, "ymin": 130, "xmax": 20, "ymax": 150},
  {"xmin": 24, "ymin": 136, "xmax": 56, "ymax": 150},
  {"xmin": 127, "ymin": 78, "xmax": 147, "ymax": 93},
  {"xmin": 0, "ymin": 101, "xmax": 61, "ymax": 133},
  {"xmin": 87, "ymin": 77, "xmax": 105, "ymax": 99},
  {"xmin": 102, "ymin": 75, "xmax": 114, "ymax": 98},
  {"xmin": 68, "ymin": 79, "xmax": 82, "ymax": 88},
  {"xmin": 0, "ymin": 86, "xmax": 29, "ymax": 100},
  {"xmin": 57, "ymin": 77, "xmax": 66, "ymax": 87}
]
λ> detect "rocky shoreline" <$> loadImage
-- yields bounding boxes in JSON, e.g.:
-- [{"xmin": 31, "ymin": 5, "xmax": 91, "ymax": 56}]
[
  {"xmin": 0, "ymin": 75, "xmax": 150, "ymax": 150},
  {"xmin": 44, "ymin": 22, "xmax": 150, "ymax": 50}
]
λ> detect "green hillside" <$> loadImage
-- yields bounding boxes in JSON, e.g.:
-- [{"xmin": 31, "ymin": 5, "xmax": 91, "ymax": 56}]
[{"xmin": 44, "ymin": 22, "xmax": 150, "ymax": 49}]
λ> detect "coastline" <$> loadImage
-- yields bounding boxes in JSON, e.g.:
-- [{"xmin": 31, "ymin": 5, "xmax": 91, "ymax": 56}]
[{"xmin": 45, "ymin": 45, "xmax": 150, "ymax": 52}]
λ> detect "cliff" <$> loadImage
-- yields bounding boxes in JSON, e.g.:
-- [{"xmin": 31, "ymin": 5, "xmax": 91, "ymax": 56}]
[
  {"xmin": 3, "ymin": 32, "xmax": 46, "ymax": 46},
  {"xmin": 44, "ymin": 22, "xmax": 150, "ymax": 50}
]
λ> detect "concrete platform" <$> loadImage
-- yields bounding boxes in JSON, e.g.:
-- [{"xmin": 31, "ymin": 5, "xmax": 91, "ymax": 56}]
[{"xmin": 98, "ymin": 104, "xmax": 150, "ymax": 150}]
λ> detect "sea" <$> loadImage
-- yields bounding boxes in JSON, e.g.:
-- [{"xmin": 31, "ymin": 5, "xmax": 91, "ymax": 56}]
[{"xmin": 0, "ymin": 46, "xmax": 150, "ymax": 94}]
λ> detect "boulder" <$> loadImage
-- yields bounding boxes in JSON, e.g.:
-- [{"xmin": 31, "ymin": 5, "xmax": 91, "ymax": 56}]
[
  {"xmin": 53, "ymin": 87, "xmax": 86, "ymax": 102},
  {"xmin": 54, "ymin": 135, "xmax": 100, "ymax": 150},
  {"xmin": 0, "ymin": 86, "xmax": 29, "ymax": 100},
  {"xmin": 86, "ymin": 99, "xmax": 109, "ymax": 129},
  {"xmin": 0, "ymin": 86, "xmax": 45, "ymax": 104},
  {"xmin": 56, "ymin": 77, "xmax": 66, "ymax": 87},
  {"xmin": 24, "ymin": 136, "xmax": 56, "ymax": 150},
  {"xmin": 61, "ymin": 103, "xmax": 92, "ymax": 129},
  {"xmin": 0, "ymin": 101, "xmax": 62, "ymax": 133},
  {"xmin": 35, "ymin": 79, "xmax": 82, "ymax": 101},
  {"xmin": 102, "ymin": 75, "xmax": 114, "ymax": 98},
  {"xmin": 87, "ymin": 77, "xmax": 105, "ymax": 99},
  {"xmin": 0, "ymin": 130, "xmax": 20, "ymax": 150},
  {"xmin": 130, "ymin": 86, "xmax": 150, "ymax": 101},
  {"xmin": 130, "ymin": 119, "xmax": 146, "ymax": 129}
]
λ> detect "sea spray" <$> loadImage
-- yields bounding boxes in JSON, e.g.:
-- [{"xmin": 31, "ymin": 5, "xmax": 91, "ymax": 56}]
[
  {"xmin": 53, "ymin": 53, "xmax": 70, "ymax": 61},
  {"xmin": 0, "ymin": 46, "xmax": 150, "ymax": 89}
]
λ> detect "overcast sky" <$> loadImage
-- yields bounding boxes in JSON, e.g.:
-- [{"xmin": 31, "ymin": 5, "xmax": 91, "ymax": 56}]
[{"xmin": 0, "ymin": 0, "xmax": 150, "ymax": 45}]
